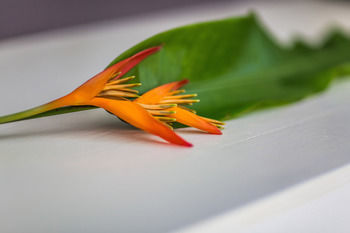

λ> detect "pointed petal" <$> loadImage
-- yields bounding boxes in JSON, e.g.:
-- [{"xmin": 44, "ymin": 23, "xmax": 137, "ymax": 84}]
[
  {"xmin": 113, "ymin": 46, "xmax": 162, "ymax": 80},
  {"xmin": 173, "ymin": 107, "xmax": 222, "ymax": 135},
  {"xmin": 88, "ymin": 98, "xmax": 192, "ymax": 147},
  {"xmin": 135, "ymin": 79, "xmax": 189, "ymax": 105},
  {"xmin": 70, "ymin": 46, "xmax": 162, "ymax": 103}
]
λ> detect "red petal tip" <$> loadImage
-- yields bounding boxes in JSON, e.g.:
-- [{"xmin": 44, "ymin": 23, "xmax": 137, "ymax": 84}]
[
  {"xmin": 182, "ymin": 141, "xmax": 193, "ymax": 147},
  {"xmin": 172, "ymin": 79, "xmax": 189, "ymax": 91},
  {"xmin": 114, "ymin": 46, "xmax": 162, "ymax": 79},
  {"xmin": 213, "ymin": 130, "xmax": 222, "ymax": 135}
]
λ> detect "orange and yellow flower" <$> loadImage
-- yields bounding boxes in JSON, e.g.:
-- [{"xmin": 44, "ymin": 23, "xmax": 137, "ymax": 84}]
[
  {"xmin": 135, "ymin": 80, "xmax": 224, "ymax": 134},
  {"xmin": 0, "ymin": 46, "xmax": 224, "ymax": 146}
]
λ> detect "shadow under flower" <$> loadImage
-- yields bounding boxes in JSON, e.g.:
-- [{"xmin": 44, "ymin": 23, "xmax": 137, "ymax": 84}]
[{"xmin": 0, "ymin": 110, "xmax": 172, "ymax": 146}]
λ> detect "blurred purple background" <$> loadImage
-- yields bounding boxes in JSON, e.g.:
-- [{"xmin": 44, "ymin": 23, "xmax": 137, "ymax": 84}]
[{"xmin": 0, "ymin": 0, "xmax": 231, "ymax": 41}]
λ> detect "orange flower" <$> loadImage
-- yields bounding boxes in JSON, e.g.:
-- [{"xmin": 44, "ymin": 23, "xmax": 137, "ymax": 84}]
[
  {"xmin": 0, "ymin": 46, "xmax": 223, "ymax": 147},
  {"xmin": 135, "ymin": 80, "xmax": 224, "ymax": 134},
  {"xmin": 0, "ymin": 47, "xmax": 189, "ymax": 146}
]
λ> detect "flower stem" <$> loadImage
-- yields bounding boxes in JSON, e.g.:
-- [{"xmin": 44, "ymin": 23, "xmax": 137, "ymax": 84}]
[{"xmin": 0, "ymin": 95, "xmax": 71, "ymax": 124}]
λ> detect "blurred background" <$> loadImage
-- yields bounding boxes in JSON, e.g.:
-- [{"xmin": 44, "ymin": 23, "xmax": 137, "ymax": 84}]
[
  {"xmin": 0, "ymin": 0, "xmax": 237, "ymax": 41},
  {"xmin": 2, "ymin": 1, "xmax": 350, "ymax": 233}
]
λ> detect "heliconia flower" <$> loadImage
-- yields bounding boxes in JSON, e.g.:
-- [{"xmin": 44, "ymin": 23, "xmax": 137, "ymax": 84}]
[
  {"xmin": 135, "ymin": 80, "xmax": 224, "ymax": 134},
  {"xmin": 0, "ymin": 46, "xmax": 224, "ymax": 147},
  {"xmin": 0, "ymin": 46, "xmax": 192, "ymax": 147}
]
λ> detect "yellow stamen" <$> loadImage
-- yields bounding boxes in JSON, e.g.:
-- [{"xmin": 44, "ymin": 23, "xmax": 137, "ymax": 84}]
[
  {"xmin": 117, "ymin": 88, "xmax": 139, "ymax": 93},
  {"xmin": 178, "ymin": 105, "xmax": 196, "ymax": 113},
  {"xmin": 112, "ymin": 83, "xmax": 141, "ymax": 89},
  {"xmin": 106, "ymin": 76, "xmax": 136, "ymax": 85},
  {"xmin": 98, "ymin": 90, "xmax": 140, "ymax": 98},
  {"xmin": 138, "ymin": 103, "xmax": 177, "ymax": 110},
  {"xmin": 199, "ymin": 116, "xmax": 225, "ymax": 125},
  {"xmin": 107, "ymin": 72, "xmax": 122, "ymax": 81},
  {"xmin": 163, "ymin": 94, "xmax": 197, "ymax": 99},
  {"xmin": 154, "ymin": 116, "xmax": 177, "ymax": 122},
  {"xmin": 147, "ymin": 110, "xmax": 176, "ymax": 116},
  {"xmin": 102, "ymin": 85, "xmax": 141, "ymax": 92},
  {"xmin": 168, "ymin": 89, "xmax": 185, "ymax": 95},
  {"xmin": 99, "ymin": 76, "xmax": 142, "ymax": 99},
  {"xmin": 160, "ymin": 99, "xmax": 200, "ymax": 104},
  {"xmin": 215, "ymin": 125, "xmax": 225, "ymax": 129}
]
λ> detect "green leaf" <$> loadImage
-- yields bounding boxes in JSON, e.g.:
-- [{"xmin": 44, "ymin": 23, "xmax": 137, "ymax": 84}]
[
  {"xmin": 2, "ymin": 13, "xmax": 350, "ymax": 123},
  {"xmin": 110, "ymin": 13, "xmax": 350, "ymax": 120}
]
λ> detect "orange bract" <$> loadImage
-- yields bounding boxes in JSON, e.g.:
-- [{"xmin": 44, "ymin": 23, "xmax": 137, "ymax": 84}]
[
  {"xmin": 87, "ymin": 98, "xmax": 192, "ymax": 147},
  {"xmin": 62, "ymin": 46, "xmax": 162, "ymax": 104}
]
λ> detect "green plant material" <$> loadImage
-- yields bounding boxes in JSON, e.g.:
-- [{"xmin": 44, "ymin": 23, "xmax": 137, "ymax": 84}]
[{"xmin": 3, "ymin": 13, "xmax": 350, "ymax": 122}]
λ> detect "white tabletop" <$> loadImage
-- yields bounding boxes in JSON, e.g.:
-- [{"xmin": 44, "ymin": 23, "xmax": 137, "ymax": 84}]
[{"xmin": 1, "ymin": 1, "xmax": 350, "ymax": 233}]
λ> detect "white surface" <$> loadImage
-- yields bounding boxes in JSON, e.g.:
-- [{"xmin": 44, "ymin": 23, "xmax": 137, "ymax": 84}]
[
  {"xmin": 1, "ymin": 1, "xmax": 350, "ymax": 233},
  {"xmin": 179, "ymin": 162, "xmax": 350, "ymax": 233}
]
